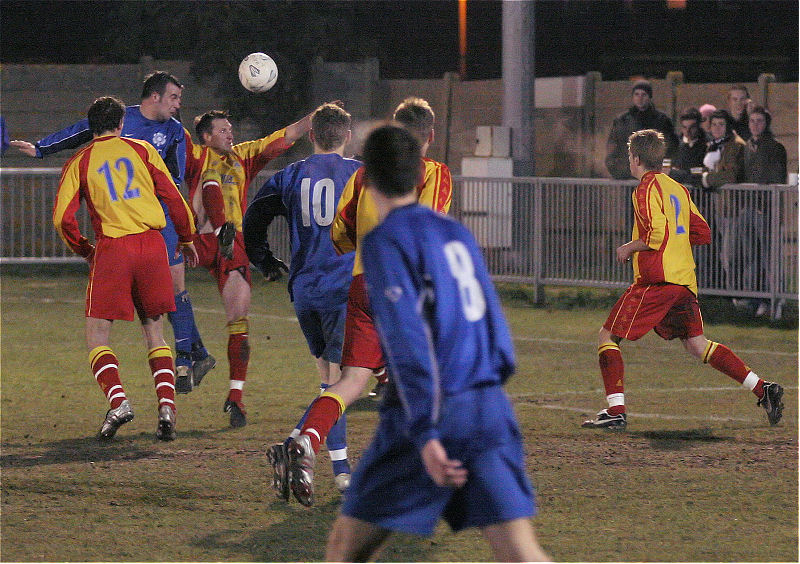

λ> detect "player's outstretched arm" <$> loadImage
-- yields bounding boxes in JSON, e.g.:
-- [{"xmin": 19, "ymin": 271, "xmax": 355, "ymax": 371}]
[{"xmin": 9, "ymin": 140, "xmax": 37, "ymax": 157}]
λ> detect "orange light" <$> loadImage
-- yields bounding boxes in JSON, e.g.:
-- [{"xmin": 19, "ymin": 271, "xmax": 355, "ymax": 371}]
[
  {"xmin": 459, "ymin": 0, "xmax": 467, "ymax": 79},
  {"xmin": 666, "ymin": 0, "xmax": 687, "ymax": 8}
]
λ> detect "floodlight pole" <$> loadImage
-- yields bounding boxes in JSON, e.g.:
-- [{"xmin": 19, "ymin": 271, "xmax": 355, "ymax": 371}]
[{"xmin": 502, "ymin": 0, "xmax": 535, "ymax": 176}]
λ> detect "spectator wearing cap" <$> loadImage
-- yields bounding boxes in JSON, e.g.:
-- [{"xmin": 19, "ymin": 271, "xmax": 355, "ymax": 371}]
[
  {"xmin": 699, "ymin": 103, "xmax": 716, "ymax": 141},
  {"xmin": 605, "ymin": 80, "xmax": 678, "ymax": 179},
  {"xmin": 740, "ymin": 106, "xmax": 787, "ymax": 316},
  {"xmin": 727, "ymin": 85, "xmax": 752, "ymax": 141},
  {"xmin": 667, "ymin": 107, "xmax": 706, "ymax": 186}
]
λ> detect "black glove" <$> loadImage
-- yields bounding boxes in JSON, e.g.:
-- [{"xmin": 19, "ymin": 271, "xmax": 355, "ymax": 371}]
[
  {"xmin": 217, "ymin": 221, "xmax": 236, "ymax": 260},
  {"xmin": 257, "ymin": 255, "xmax": 289, "ymax": 281}
]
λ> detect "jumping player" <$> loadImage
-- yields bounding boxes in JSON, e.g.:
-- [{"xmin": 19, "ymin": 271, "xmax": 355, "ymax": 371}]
[
  {"xmin": 52, "ymin": 96, "xmax": 198, "ymax": 441},
  {"xmin": 185, "ymin": 107, "xmax": 315, "ymax": 427},
  {"xmin": 11, "ymin": 71, "xmax": 216, "ymax": 393},
  {"xmin": 280, "ymin": 97, "xmax": 452, "ymax": 506},
  {"xmin": 582, "ymin": 129, "xmax": 784, "ymax": 429},
  {"xmin": 325, "ymin": 124, "xmax": 549, "ymax": 562},
  {"xmin": 243, "ymin": 102, "xmax": 361, "ymax": 494}
]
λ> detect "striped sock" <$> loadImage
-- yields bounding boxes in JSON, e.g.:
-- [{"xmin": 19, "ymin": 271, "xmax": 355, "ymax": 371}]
[
  {"xmin": 90, "ymin": 346, "xmax": 126, "ymax": 409},
  {"xmin": 227, "ymin": 318, "xmax": 249, "ymax": 405},
  {"xmin": 300, "ymin": 392, "xmax": 346, "ymax": 454},
  {"xmin": 599, "ymin": 343, "xmax": 625, "ymax": 416},
  {"xmin": 703, "ymin": 341, "xmax": 764, "ymax": 398},
  {"xmin": 148, "ymin": 346, "xmax": 176, "ymax": 414}
]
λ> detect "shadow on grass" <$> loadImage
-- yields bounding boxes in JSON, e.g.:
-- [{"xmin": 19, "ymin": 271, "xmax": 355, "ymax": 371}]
[
  {"xmin": 630, "ymin": 428, "xmax": 733, "ymax": 450},
  {"xmin": 347, "ymin": 396, "xmax": 381, "ymax": 413},
  {"xmin": 192, "ymin": 498, "xmax": 437, "ymax": 562},
  {"xmin": 0, "ymin": 435, "xmax": 159, "ymax": 468}
]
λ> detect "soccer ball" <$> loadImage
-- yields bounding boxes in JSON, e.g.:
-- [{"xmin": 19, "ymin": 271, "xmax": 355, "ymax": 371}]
[{"xmin": 238, "ymin": 53, "xmax": 278, "ymax": 93}]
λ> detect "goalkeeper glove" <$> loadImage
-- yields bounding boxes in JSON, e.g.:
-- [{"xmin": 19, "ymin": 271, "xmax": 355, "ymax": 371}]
[
  {"xmin": 217, "ymin": 221, "xmax": 236, "ymax": 260},
  {"xmin": 257, "ymin": 255, "xmax": 289, "ymax": 282}
]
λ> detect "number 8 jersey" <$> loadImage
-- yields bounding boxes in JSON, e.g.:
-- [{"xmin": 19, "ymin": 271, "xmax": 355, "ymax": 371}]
[
  {"xmin": 631, "ymin": 171, "xmax": 711, "ymax": 295},
  {"xmin": 53, "ymin": 135, "xmax": 195, "ymax": 256}
]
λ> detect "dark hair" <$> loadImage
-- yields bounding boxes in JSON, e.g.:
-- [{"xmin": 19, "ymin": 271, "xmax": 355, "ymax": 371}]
[
  {"xmin": 194, "ymin": 110, "xmax": 229, "ymax": 140},
  {"xmin": 363, "ymin": 125, "xmax": 421, "ymax": 197},
  {"xmin": 393, "ymin": 97, "xmax": 435, "ymax": 145},
  {"xmin": 631, "ymin": 80, "xmax": 653, "ymax": 98},
  {"xmin": 728, "ymin": 84, "xmax": 750, "ymax": 99},
  {"xmin": 141, "ymin": 71, "xmax": 183, "ymax": 99},
  {"xmin": 709, "ymin": 109, "xmax": 733, "ymax": 135},
  {"xmin": 749, "ymin": 105, "xmax": 772, "ymax": 129},
  {"xmin": 87, "ymin": 96, "xmax": 126, "ymax": 135},
  {"xmin": 627, "ymin": 129, "xmax": 666, "ymax": 171},
  {"xmin": 679, "ymin": 107, "xmax": 702, "ymax": 123},
  {"xmin": 311, "ymin": 103, "xmax": 351, "ymax": 151}
]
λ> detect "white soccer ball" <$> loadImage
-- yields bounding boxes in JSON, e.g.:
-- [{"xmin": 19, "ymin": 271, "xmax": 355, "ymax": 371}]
[{"xmin": 238, "ymin": 52, "xmax": 278, "ymax": 93}]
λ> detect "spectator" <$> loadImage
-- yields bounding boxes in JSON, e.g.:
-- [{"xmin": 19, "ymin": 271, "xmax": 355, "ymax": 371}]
[
  {"xmin": 605, "ymin": 80, "xmax": 678, "ymax": 179},
  {"xmin": 741, "ymin": 105, "xmax": 787, "ymax": 317},
  {"xmin": 698, "ymin": 103, "xmax": 716, "ymax": 141},
  {"xmin": 701, "ymin": 109, "xmax": 746, "ymax": 299},
  {"xmin": 668, "ymin": 107, "xmax": 706, "ymax": 186},
  {"xmin": 727, "ymin": 85, "xmax": 751, "ymax": 141}
]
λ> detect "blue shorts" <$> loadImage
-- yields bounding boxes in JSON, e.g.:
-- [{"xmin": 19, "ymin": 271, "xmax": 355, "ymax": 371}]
[
  {"xmin": 294, "ymin": 301, "xmax": 347, "ymax": 363},
  {"xmin": 160, "ymin": 204, "xmax": 183, "ymax": 267},
  {"xmin": 341, "ymin": 385, "xmax": 536, "ymax": 536}
]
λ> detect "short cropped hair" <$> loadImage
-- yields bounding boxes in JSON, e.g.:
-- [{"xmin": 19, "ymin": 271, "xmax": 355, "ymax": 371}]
[
  {"xmin": 728, "ymin": 84, "xmax": 750, "ymax": 99},
  {"xmin": 709, "ymin": 109, "xmax": 734, "ymax": 136},
  {"xmin": 749, "ymin": 105, "xmax": 772, "ymax": 129},
  {"xmin": 363, "ymin": 125, "xmax": 422, "ymax": 197},
  {"xmin": 88, "ymin": 96, "xmax": 126, "ymax": 136},
  {"xmin": 141, "ymin": 71, "xmax": 183, "ymax": 99},
  {"xmin": 627, "ymin": 129, "xmax": 666, "ymax": 171},
  {"xmin": 194, "ymin": 110, "xmax": 229, "ymax": 140},
  {"xmin": 311, "ymin": 103, "xmax": 351, "ymax": 151},
  {"xmin": 679, "ymin": 107, "xmax": 702, "ymax": 123},
  {"xmin": 393, "ymin": 97, "xmax": 435, "ymax": 145}
]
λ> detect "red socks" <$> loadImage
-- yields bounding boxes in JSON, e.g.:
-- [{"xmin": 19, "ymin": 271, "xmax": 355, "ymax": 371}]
[
  {"xmin": 90, "ymin": 346, "xmax": 126, "ymax": 409},
  {"xmin": 227, "ymin": 318, "xmax": 249, "ymax": 405},
  {"xmin": 148, "ymin": 346, "xmax": 176, "ymax": 414},
  {"xmin": 599, "ymin": 343, "xmax": 625, "ymax": 415},
  {"xmin": 703, "ymin": 341, "xmax": 764, "ymax": 398},
  {"xmin": 300, "ymin": 394, "xmax": 345, "ymax": 453}
]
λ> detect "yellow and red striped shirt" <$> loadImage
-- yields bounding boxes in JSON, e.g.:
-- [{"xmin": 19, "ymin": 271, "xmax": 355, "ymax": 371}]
[
  {"xmin": 185, "ymin": 128, "xmax": 292, "ymax": 234},
  {"xmin": 53, "ymin": 135, "xmax": 195, "ymax": 257},
  {"xmin": 332, "ymin": 157, "xmax": 452, "ymax": 276},
  {"xmin": 631, "ymin": 171, "xmax": 711, "ymax": 295}
]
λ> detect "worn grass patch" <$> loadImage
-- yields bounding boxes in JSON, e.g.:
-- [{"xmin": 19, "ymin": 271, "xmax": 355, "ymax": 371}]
[{"xmin": 2, "ymin": 269, "xmax": 797, "ymax": 561}]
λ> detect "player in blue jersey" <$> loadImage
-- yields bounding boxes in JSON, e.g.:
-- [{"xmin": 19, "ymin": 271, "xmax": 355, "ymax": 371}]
[
  {"xmin": 324, "ymin": 125, "xmax": 549, "ymax": 562},
  {"xmin": 10, "ymin": 71, "xmax": 215, "ymax": 392},
  {"xmin": 243, "ymin": 102, "xmax": 361, "ymax": 495}
]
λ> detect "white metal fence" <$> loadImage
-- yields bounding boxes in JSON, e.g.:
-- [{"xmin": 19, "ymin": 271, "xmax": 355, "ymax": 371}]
[{"xmin": 2, "ymin": 167, "xmax": 797, "ymax": 315}]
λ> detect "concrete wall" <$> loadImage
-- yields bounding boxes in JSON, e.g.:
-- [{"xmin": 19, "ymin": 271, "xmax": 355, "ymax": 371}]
[{"xmin": 1, "ymin": 59, "xmax": 796, "ymax": 179}]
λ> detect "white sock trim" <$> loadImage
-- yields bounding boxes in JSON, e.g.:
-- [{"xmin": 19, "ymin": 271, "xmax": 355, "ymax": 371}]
[
  {"xmin": 305, "ymin": 428, "xmax": 321, "ymax": 442},
  {"xmin": 289, "ymin": 429, "xmax": 301, "ymax": 439},
  {"xmin": 229, "ymin": 380, "xmax": 245, "ymax": 391},
  {"xmin": 156, "ymin": 381, "xmax": 175, "ymax": 390},
  {"xmin": 152, "ymin": 369, "xmax": 174, "ymax": 379},
  {"xmin": 742, "ymin": 372, "xmax": 760, "ymax": 391},
  {"xmin": 606, "ymin": 393, "xmax": 625, "ymax": 408},
  {"xmin": 328, "ymin": 447, "xmax": 348, "ymax": 461},
  {"xmin": 94, "ymin": 363, "xmax": 117, "ymax": 380},
  {"xmin": 108, "ymin": 391, "xmax": 126, "ymax": 402}
]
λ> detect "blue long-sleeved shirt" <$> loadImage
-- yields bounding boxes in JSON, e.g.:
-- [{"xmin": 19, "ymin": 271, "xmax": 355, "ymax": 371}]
[{"xmin": 362, "ymin": 203, "xmax": 516, "ymax": 451}]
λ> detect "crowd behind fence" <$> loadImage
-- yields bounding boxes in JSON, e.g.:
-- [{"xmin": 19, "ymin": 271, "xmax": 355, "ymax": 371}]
[{"xmin": 2, "ymin": 168, "xmax": 797, "ymax": 317}]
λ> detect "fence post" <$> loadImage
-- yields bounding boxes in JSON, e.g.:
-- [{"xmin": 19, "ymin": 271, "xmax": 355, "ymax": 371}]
[
  {"xmin": 769, "ymin": 185, "xmax": 781, "ymax": 318},
  {"xmin": 531, "ymin": 178, "xmax": 545, "ymax": 304}
]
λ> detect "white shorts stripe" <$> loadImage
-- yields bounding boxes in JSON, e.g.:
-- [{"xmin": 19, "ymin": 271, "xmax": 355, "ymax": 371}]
[
  {"xmin": 328, "ymin": 447, "xmax": 348, "ymax": 461},
  {"xmin": 152, "ymin": 369, "xmax": 174, "ymax": 379},
  {"xmin": 229, "ymin": 380, "xmax": 245, "ymax": 391},
  {"xmin": 94, "ymin": 363, "xmax": 117, "ymax": 380}
]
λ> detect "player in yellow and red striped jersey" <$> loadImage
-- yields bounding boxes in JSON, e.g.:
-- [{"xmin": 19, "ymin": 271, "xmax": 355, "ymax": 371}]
[
  {"xmin": 184, "ymin": 108, "xmax": 316, "ymax": 427},
  {"xmin": 53, "ymin": 96, "xmax": 198, "ymax": 442},
  {"xmin": 582, "ymin": 129, "xmax": 784, "ymax": 430},
  {"xmin": 278, "ymin": 97, "xmax": 452, "ymax": 507}
]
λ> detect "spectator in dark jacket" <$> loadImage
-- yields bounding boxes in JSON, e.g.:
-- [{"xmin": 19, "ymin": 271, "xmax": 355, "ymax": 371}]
[
  {"xmin": 727, "ymin": 85, "xmax": 751, "ymax": 141},
  {"xmin": 605, "ymin": 80, "xmax": 678, "ymax": 179},
  {"xmin": 668, "ymin": 107, "xmax": 706, "ymax": 186},
  {"xmin": 744, "ymin": 106, "xmax": 787, "ymax": 184}
]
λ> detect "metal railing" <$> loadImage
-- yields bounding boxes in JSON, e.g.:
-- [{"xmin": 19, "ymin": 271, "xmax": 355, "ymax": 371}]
[{"xmin": 2, "ymin": 168, "xmax": 797, "ymax": 315}]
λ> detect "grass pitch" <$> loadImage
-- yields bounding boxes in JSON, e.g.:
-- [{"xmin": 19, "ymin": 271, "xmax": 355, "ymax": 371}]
[{"xmin": 1, "ymin": 267, "xmax": 797, "ymax": 562}]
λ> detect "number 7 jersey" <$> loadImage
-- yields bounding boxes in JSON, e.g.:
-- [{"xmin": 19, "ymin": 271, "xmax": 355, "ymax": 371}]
[{"xmin": 631, "ymin": 171, "xmax": 711, "ymax": 295}]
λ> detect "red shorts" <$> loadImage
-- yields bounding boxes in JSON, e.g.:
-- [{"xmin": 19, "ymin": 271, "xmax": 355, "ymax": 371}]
[
  {"xmin": 86, "ymin": 230, "xmax": 174, "ymax": 321},
  {"xmin": 341, "ymin": 274, "xmax": 385, "ymax": 369},
  {"xmin": 604, "ymin": 283, "xmax": 704, "ymax": 341},
  {"xmin": 194, "ymin": 230, "xmax": 251, "ymax": 293}
]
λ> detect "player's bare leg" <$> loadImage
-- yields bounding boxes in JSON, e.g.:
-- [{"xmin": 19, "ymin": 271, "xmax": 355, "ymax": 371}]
[
  {"xmin": 221, "ymin": 270, "xmax": 251, "ymax": 427},
  {"xmin": 325, "ymin": 515, "xmax": 392, "ymax": 562},
  {"xmin": 482, "ymin": 518, "xmax": 550, "ymax": 562}
]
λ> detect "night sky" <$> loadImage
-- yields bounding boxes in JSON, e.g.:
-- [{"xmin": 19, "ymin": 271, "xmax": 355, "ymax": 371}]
[{"xmin": 1, "ymin": 0, "xmax": 797, "ymax": 82}]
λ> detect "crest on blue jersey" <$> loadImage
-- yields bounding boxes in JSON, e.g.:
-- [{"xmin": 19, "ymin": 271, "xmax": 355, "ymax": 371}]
[
  {"xmin": 152, "ymin": 132, "xmax": 167, "ymax": 147},
  {"xmin": 384, "ymin": 286, "xmax": 403, "ymax": 302}
]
